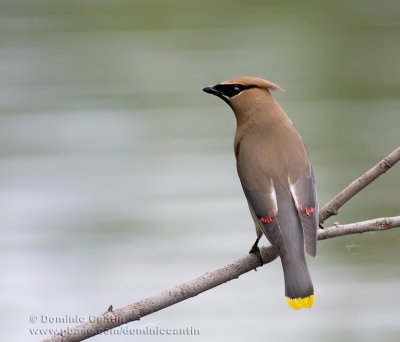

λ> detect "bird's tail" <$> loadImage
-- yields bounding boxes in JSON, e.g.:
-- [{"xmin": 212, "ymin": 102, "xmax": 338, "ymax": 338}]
[{"xmin": 281, "ymin": 254, "xmax": 314, "ymax": 309}]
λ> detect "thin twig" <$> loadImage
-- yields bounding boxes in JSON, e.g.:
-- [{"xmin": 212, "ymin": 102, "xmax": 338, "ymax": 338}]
[
  {"xmin": 319, "ymin": 146, "xmax": 400, "ymax": 223},
  {"xmin": 317, "ymin": 216, "xmax": 400, "ymax": 240},
  {"xmin": 42, "ymin": 216, "xmax": 400, "ymax": 342},
  {"xmin": 42, "ymin": 147, "xmax": 400, "ymax": 342}
]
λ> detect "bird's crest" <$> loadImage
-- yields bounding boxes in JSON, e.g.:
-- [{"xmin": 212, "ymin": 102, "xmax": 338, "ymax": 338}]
[{"xmin": 222, "ymin": 76, "xmax": 284, "ymax": 92}]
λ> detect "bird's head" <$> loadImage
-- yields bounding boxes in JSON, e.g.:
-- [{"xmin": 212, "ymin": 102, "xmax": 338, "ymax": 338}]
[{"xmin": 203, "ymin": 76, "xmax": 284, "ymax": 115}]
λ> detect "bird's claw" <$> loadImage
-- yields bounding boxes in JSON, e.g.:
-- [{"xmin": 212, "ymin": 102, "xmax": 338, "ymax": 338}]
[{"xmin": 249, "ymin": 245, "xmax": 263, "ymax": 265}]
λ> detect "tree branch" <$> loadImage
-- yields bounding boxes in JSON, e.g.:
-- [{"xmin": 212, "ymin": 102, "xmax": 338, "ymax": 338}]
[
  {"xmin": 42, "ymin": 217, "xmax": 400, "ymax": 342},
  {"xmin": 319, "ymin": 146, "xmax": 400, "ymax": 223},
  {"xmin": 317, "ymin": 216, "xmax": 400, "ymax": 240},
  {"xmin": 43, "ymin": 146, "xmax": 400, "ymax": 342}
]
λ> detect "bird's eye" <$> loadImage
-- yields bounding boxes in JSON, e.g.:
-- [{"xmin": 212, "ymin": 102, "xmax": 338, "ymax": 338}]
[
  {"xmin": 232, "ymin": 86, "xmax": 241, "ymax": 95},
  {"xmin": 213, "ymin": 84, "xmax": 254, "ymax": 98},
  {"xmin": 226, "ymin": 85, "xmax": 243, "ymax": 97},
  {"xmin": 223, "ymin": 84, "xmax": 245, "ymax": 97}
]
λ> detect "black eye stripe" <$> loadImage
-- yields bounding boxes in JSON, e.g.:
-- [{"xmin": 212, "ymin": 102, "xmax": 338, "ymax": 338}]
[{"xmin": 213, "ymin": 84, "xmax": 256, "ymax": 98}]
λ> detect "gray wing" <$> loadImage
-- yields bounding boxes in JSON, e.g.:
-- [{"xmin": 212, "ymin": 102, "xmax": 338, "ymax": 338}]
[
  {"xmin": 289, "ymin": 170, "xmax": 318, "ymax": 256},
  {"xmin": 242, "ymin": 184, "xmax": 288, "ymax": 258}
]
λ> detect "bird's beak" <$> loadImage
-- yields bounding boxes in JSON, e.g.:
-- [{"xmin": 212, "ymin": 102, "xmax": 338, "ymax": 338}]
[
  {"xmin": 202, "ymin": 85, "xmax": 231, "ymax": 105},
  {"xmin": 202, "ymin": 86, "xmax": 220, "ymax": 96},
  {"xmin": 203, "ymin": 85, "xmax": 226, "ymax": 99}
]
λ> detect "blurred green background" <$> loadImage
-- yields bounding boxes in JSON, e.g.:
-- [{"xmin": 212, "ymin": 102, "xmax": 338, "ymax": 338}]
[{"xmin": 1, "ymin": 0, "xmax": 400, "ymax": 341}]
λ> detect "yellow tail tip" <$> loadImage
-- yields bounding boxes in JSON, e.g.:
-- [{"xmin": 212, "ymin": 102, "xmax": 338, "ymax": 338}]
[{"xmin": 286, "ymin": 294, "xmax": 315, "ymax": 310}]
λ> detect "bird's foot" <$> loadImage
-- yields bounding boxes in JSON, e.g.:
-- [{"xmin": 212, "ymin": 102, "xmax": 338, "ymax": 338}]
[{"xmin": 249, "ymin": 244, "xmax": 263, "ymax": 266}]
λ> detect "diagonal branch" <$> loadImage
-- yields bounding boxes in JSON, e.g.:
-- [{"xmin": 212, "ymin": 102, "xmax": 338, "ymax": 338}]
[
  {"xmin": 318, "ymin": 216, "xmax": 400, "ymax": 240},
  {"xmin": 42, "ymin": 216, "xmax": 400, "ymax": 342},
  {"xmin": 42, "ymin": 146, "xmax": 400, "ymax": 342},
  {"xmin": 319, "ymin": 146, "xmax": 400, "ymax": 223}
]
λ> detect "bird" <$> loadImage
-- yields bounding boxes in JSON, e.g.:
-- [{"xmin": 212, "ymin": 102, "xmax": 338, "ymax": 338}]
[{"xmin": 202, "ymin": 76, "xmax": 318, "ymax": 310}]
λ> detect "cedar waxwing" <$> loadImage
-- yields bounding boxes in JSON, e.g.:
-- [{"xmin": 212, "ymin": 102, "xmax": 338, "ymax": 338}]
[{"xmin": 203, "ymin": 77, "xmax": 318, "ymax": 310}]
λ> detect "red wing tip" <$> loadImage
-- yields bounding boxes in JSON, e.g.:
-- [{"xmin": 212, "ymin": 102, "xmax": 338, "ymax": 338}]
[{"xmin": 305, "ymin": 207, "xmax": 314, "ymax": 216}]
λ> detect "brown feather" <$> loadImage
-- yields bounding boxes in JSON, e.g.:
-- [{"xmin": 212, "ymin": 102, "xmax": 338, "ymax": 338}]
[{"xmin": 203, "ymin": 76, "xmax": 318, "ymax": 305}]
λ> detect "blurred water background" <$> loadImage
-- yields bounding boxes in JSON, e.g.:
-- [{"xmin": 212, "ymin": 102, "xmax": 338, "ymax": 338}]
[{"xmin": 1, "ymin": 0, "xmax": 400, "ymax": 341}]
